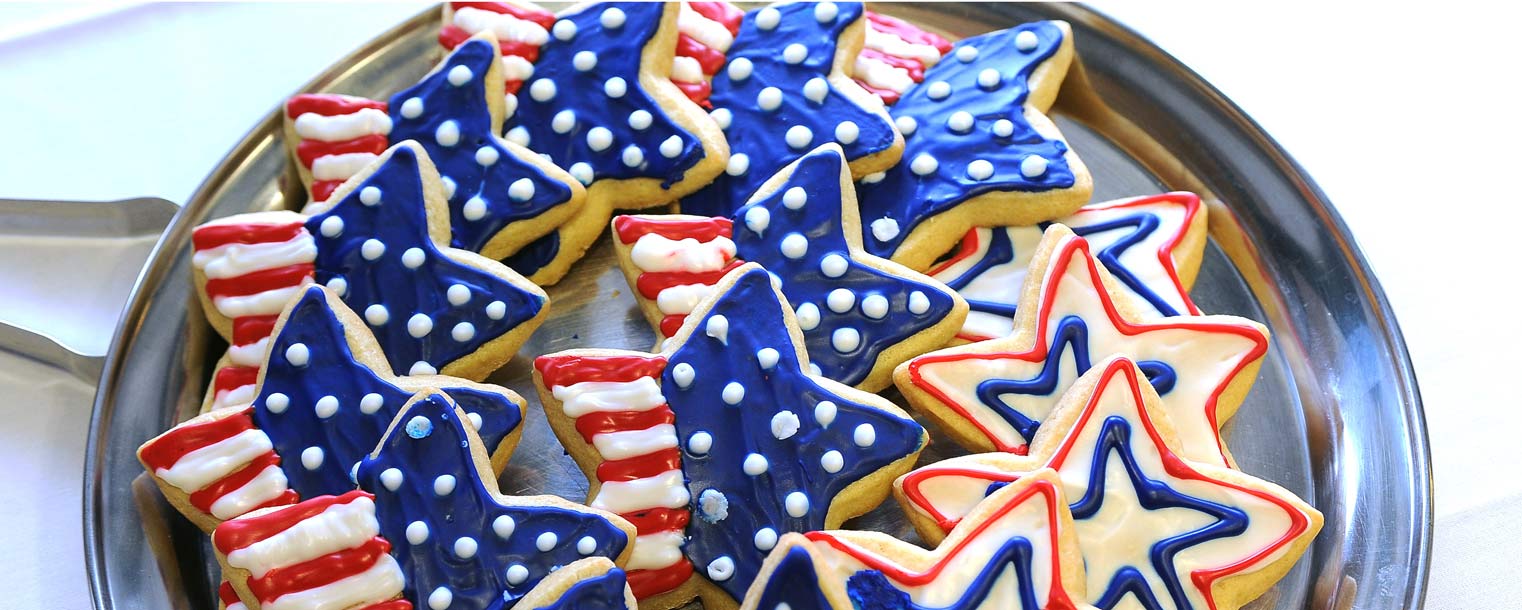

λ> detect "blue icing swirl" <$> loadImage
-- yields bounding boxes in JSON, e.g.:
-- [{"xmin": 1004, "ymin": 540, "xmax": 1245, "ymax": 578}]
[
  {"xmin": 937, "ymin": 227, "xmax": 1022, "ymax": 319},
  {"xmin": 843, "ymin": 539, "xmax": 1046, "ymax": 610},
  {"xmin": 664, "ymin": 267, "xmax": 925, "ymax": 599},
  {"xmin": 304, "ymin": 145, "xmax": 545, "ymax": 376},
  {"xmin": 731, "ymin": 146, "xmax": 957, "ymax": 387},
  {"xmin": 754, "ymin": 546, "xmax": 832, "ymax": 610},
  {"xmin": 857, "ymin": 21, "xmax": 1073, "ymax": 259},
  {"xmin": 251, "ymin": 286, "xmax": 521, "ymax": 498},
  {"xmin": 388, "ymin": 38, "xmax": 578, "ymax": 254},
  {"xmin": 506, "ymin": 2, "xmax": 704, "ymax": 188},
  {"xmin": 533, "ymin": 566, "xmax": 630, "ymax": 610},
  {"xmin": 355, "ymin": 393, "xmax": 630, "ymax": 610},
  {"xmin": 679, "ymin": 1, "xmax": 897, "ymax": 218},
  {"xmin": 1075, "ymin": 416, "xmax": 1248, "ymax": 610},
  {"xmin": 1055, "ymin": 214, "xmax": 1186, "ymax": 318}
]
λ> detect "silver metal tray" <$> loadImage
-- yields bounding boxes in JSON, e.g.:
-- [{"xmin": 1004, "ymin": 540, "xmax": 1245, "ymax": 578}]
[{"xmin": 81, "ymin": 4, "xmax": 1432, "ymax": 609}]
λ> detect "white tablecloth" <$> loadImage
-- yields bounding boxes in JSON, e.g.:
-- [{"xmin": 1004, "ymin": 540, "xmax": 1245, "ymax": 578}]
[{"xmin": 0, "ymin": 2, "xmax": 1512, "ymax": 607}]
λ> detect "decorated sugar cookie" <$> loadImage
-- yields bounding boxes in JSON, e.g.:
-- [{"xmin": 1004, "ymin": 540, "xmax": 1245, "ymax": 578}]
[
  {"xmin": 895, "ymin": 358, "xmax": 1323, "ymax": 610},
  {"xmin": 930, "ymin": 192, "xmax": 1206, "ymax": 342},
  {"xmin": 740, "ymin": 470, "xmax": 1090, "ymax": 610},
  {"xmin": 895, "ymin": 225, "xmax": 1269, "ymax": 463},
  {"xmin": 667, "ymin": 2, "xmax": 742, "ymax": 106},
  {"xmin": 212, "ymin": 391, "xmax": 637, "ymax": 610},
  {"xmin": 283, "ymin": 94, "xmax": 394, "ymax": 203},
  {"xmin": 612, "ymin": 144, "xmax": 965, "ymax": 391},
  {"xmin": 140, "ymin": 285, "xmax": 525, "ymax": 532},
  {"xmin": 498, "ymin": 1, "xmax": 729, "ymax": 284},
  {"xmin": 852, "ymin": 11, "xmax": 952, "ymax": 105},
  {"xmin": 533, "ymin": 264, "xmax": 928, "ymax": 607},
  {"xmin": 514, "ymin": 558, "xmax": 638, "ymax": 610},
  {"xmin": 676, "ymin": 1, "xmax": 902, "ymax": 218},
  {"xmin": 854, "ymin": 21, "xmax": 1093, "ymax": 269},
  {"xmin": 194, "ymin": 142, "xmax": 549, "ymax": 390}
]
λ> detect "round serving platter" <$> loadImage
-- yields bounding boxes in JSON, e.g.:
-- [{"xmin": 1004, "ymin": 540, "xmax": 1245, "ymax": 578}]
[{"xmin": 82, "ymin": 3, "xmax": 1431, "ymax": 609}]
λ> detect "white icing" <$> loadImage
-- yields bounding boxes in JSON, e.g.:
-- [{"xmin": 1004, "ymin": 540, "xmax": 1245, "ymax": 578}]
[
  {"xmin": 604, "ymin": 76, "xmax": 628, "ymax": 98},
  {"xmin": 678, "ymin": 1, "xmax": 735, "ymax": 51},
  {"xmin": 622, "ymin": 144, "xmax": 644, "ymax": 167},
  {"xmin": 552, "ymin": 377, "xmax": 666, "ymax": 417},
  {"xmin": 536, "ymin": 531, "xmax": 558, "ymax": 552},
  {"xmin": 784, "ymin": 491, "xmax": 810, "ymax": 517},
  {"xmin": 428, "ymin": 587, "xmax": 453, "ymax": 610},
  {"xmin": 587, "ymin": 126, "xmax": 613, "ymax": 151},
  {"xmin": 687, "ymin": 431, "xmax": 712, "ymax": 454},
  {"xmin": 1015, "ymin": 30, "xmax": 1040, "ymax": 52},
  {"xmin": 224, "ymin": 496, "xmax": 380, "ymax": 578},
  {"xmin": 447, "ymin": 65, "xmax": 473, "ymax": 86},
  {"xmin": 910, "ymin": 154, "xmax": 938, "ymax": 176},
  {"xmin": 711, "ymin": 107, "xmax": 734, "ymax": 129},
  {"xmin": 591, "ymin": 424, "xmax": 679, "ymax": 461},
  {"xmin": 755, "ymin": 7, "xmax": 781, "ymax": 30},
  {"xmin": 908, "ymin": 291, "xmax": 930, "ymax": 315},
  {"xmin": 795, "ymin": 302, "xmax": 821, "ymax": 330},
  {"xmin": 671, "ymin": 55, "xmax": 705, "ymax": 83},
  {"xmin": 156, "ymin": 429, "xmax": 273, "ymax": 492},
  {"xmin": 771, "ymin": 409, "xmax": 799, "ymax": 438},
  {"xmin": 208, "ymin": 465, "xmax": 289, "ymax": 520},
  {"xmin": 1020, "ymin": 155, "xmax": 1048, "ymax": 178},
  {"xmin": 529, "ymin": 78, "xmax": 556, "ymax": 102},
  {"xmin": 434, "ymin": 120, "xmax": 461, "ymax": 148},
  {"xmin": 743, "ymin": 453, "xmax": 769, "ymax": 475},
  {"xmin": 782, "ymin": 187, "xmax": 807, "ymax": 209},
  {"xmin": 955, "ymin": 45, "xmax": 979, "ymax": 63},
  {"xmin": 500, "ymin": 55, "xmax": 535, "ymax": 81},
  {"xmin": 726, "ymin": 153, "xmax": 750, "ymax": 176},
  {"xmin": 591, "ymin": 469, "xmax": 690, "ymax": 514},
  {"xmin": 861, "ymin": 294, "xmax": 889, "ymax": 319},
  {"xmin": 552, "ymin": 110, "xmax": 577, "ymax": 134},
  {"xmin": 926, "ymin": 80, "xmax": 951, "ymax": 100},
  {"xmin": 727, "ymin": 57, "xmax": 754, "ymax": 81},
  {"xmin": 293, "ymin": 108, "xmax": 392, "ymax": 142},
  {"xmin": 992, "ymin": 119, "xmax": 1015, "ymax": 137},
  {"xmin": 820, "ymin": 450, "xmax": 844, "ymax": 473},
  {"xmin": 261, "ymin": 553, "xmax": 405, "ymax": 610},
  {"xmin": 835, "ymin": 121, "xmax": 859, "ymax": 145},
  {"xmin": 853, "ymin": 423, "xmax": 876, "ymax": 447},
  {"xmin": 815, "ymin": 401, "xmax": 837, "ymax": 426},
  {"xmin": 627, "ymin": 530, "xmax": 687, "ymax": 570},
  {"xmin": 757, "ymin": 87, "xmax": 783, "ymax": 111},
  {"xmin": 832, "ymin": 328, "xmax": 861, "ymax": 352},
  {"xmin": 301, "ymin": 446, "xmax": 324, "ymax": 470},
  {"xmin": 977, "ymin": 68, "xmax": 1002, "ymax": 89},
  {"xmin": 780, "ymin": 233, "xmax": 808, "ymax": 259},
  {"xmin": 783, "ymin": 43, "xmax": 808, "ymax": 64},
  {"xmin": 660, "ymin": 135, "xmax": 684, "ymax": 158},
  {"xmin": 656, "ymin": 283, "xmax": 716, "ymax": 315},
  {"xmin": 865, "ymin": 21, "xmax": 945, "ymax": 67},
  {"xmin": 600, "ymin": 7, "xmax": 626, "ymax": 29},
  {"xmin": 451, "ymin": 322, "xmax": 475, "ymax": 342},
  {"xmin": 401, "ymin": 247, "xmax": 426, "ymax": 269},
  {"xmin": 227, "ymin": 336, "xmax": 270, "ymax": 367},
  {"xmin": 870, "ymin": 217, "xmax": 901, "ymax": 242},
  {"xmin": 629, "ymin": 232, "xmax": 736, "ymax": 273},
  {"xmin": 721, "ymin": 381, "xmax": 745, "ymax": 405},
  {"xmin": 433, "ymin": 474, "xmax": 456, "ymax": 496},
  {"xmin": 311, "ymin": 152, "xmax": 380, "ymax": 183},
  {"xmin": 452, "ymin": 6, "xmax": 550, "ymax": 45},
  {"xmin": 785, "ymin": 125, "xmax": 814, "ymax": 149},
  {"xmin": 820, "ymin": 253, "xmax": 848, "ymax": 278},
  {"xmin": 814, "ymin": 1, "xmax": 838, "ymax": 23},
  {"xmin": 744, "ymin": 205, "xmax": 771, "ymax": 234},
  {"xmin": 854, "ymin": 55, "xmax": 915, "ymax": 94},
  {"xmin": 967, "ymin": 159, "xmax": 994, "ymax": 181}
]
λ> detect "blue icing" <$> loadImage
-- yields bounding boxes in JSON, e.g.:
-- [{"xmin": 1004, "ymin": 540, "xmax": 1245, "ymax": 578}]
[
  {"xmin": 937, "ymin": 227, "xmax": 1022, "ymax": 319},
  {"xmin": 731, "ymin": 147, "xmax": 957, "ymax": 387},
  {"xmin": 1074, "ymin": 416, "xmax": 1248, "ymax": 610},
  {"xmin": 501, "ymin": 231, "xmax": 558, "ymax": 278},
  {"xmin": 843, "ymin": 539, "xmax": 1045, "ymax": 610},
  {"xmin": 664, "ymin": 267, "xmax": 925, "ymax": 599},
  {"xmin": 679, "ymin": 1, "xmax": 898, "ymax": 218},
  {"xmin": 251, "ymin": 287, "xmax": 520, "ymax": 498},
  {"xmin": 534, "ymin": 567, "xmax": 630, "ymax": 610},
  {"xmin": 355, "ymin": 393, "xmax": 630, "ymax": 610},
  {"xmin": 304, "ymin": 145, "xmax": 546, "ymax": 376},
  {"xmin": 754, "ymin": 546, "xmax": 832, "ymax": 610},
  {"xmin": 506, "ymin": 2, "xmax": 704, "ymax": 188},
  {"xmin": 857, "ymin": 22, "xmax": 1073, "ymax": 259},
  {"xmin": 1054, "ymin": 214, "xmax": 1186, "ymax": 317},
  {"xmin": 974, "ymin": 315, "xmax": 1177, "ymax": 446},
  {"xmin": 388, "ymin": 38, "xmax": 578, "ymax": 255}
]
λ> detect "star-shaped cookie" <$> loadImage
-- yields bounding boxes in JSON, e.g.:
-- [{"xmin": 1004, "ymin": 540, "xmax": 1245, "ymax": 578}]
[
  {"xmin": 896, "ymin": 224, "xmax": 1268, "ymax": 464},
  {"xmin": 894, "ymin": 357, "xmax": 1322, "ymax": 610}
]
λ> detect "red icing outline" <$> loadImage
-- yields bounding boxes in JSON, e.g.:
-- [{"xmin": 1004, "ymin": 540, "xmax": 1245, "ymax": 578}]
[
  {"xmin": 311, "ymin": 180, "xmax": 344, "ymax": 203},
  {"xmin": 187, "ymin": 452, "xmax": 289, "ymax": 513},
  {"xmin": 193, "ymin": 221, "xmax": 305, "ymax": 252},
  {"xmin": 233, "ymin": 315, "xmax": 280, "ymax": 347},
  {"xmin": 247, "ymin": 536, "xmax": 394, "ymax": 603},
  {"xmin": 449, "ymin": 1, "xmax": 555, "ymax": 29},
  {"xmin": 213, "ymin": 491, "xmax": 373, "ymax": 553},
  {"xmin": 627, "ymin": 560, "xmax": 695, "ymax": 599},
  {"xmin": 295, "ymin": 134, "xmax": 390, "ymax": 169},
  {"xmin": 203, "ymin": 264, "xmax": 315, "ymax": 300},
  {"xmin": 285, "ymin": 94, "xmax": 387, "ymax": 119},
  {"xmin": 139, "ymin": 407, "xmax": 256, "ymax": 471},
  {"xmin": 612, "ymin": 215, "xmax": 733, "ymax": 244},
  {"xmin": 597, "ymin": 447, "xmax": 683, "ymax": 482},
  {"xmin": 213, "ymin": 366, "xmax": 260, "ymax": 396},
  {"xmin": 574, "ymin": 407, "xmax": 676, "ymax": 445},
  {"xmin": 535, "ymin": 354, "xmax": 667, "ymax": 387}
]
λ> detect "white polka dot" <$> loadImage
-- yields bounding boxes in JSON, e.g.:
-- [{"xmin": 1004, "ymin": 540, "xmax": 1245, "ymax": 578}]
[
  {"xmin": 754, "ymin": 527, "xmax": 778, "ymax": 551},
  {"xmin": 826, "ymin": 288, "xmax": 855, "ymax": 313},
  {"xmin": 1015, "ymin": 29, "xmax": 1040, "ymax": 52},
  {"xmin": 447, "ymin": 284, "xmax": 471, "ymax": 306},
  {"xmin": 783, "ymin": 43, "xmax": 808, "ymax": 64},
  {"xmin": 572, "ymin": 50, "xmax": 597, "ymax": 71},
  {"xmin": 300, "ymin": 446, "xmax": 324, "ymax": 470},
  {"xmin": 434, "ymin": 474, "xmax": 456, "ymax": 495},
  {"xmin": 744, "ymin": 206, "xmax": 770, "ymax": 234},
  {"xmin": 909, "ymin": 290, "xmax": 931, "ymax": 314},
  {"xmin": 993, "ymin": 119, "xmax": 1015, "ymax": 137},
  {"xmin": 968, "ymin": 159, "xmax": 994, "ymax": 180},
  {"xmin": 722, "ymin": 381, "xmax": 745, "ymax": 405},
  {"xmin": 821, "ymin": 450, "xmax": 844, "ymax": 473},
  {"xmin": 551, "ymin": 109, "xmax": 576, "ymax": 134},
  {"xmin": 314, "ymin": 395, "xmax": 339, "ymax": 418},
  {"xmin": 600, "ymin": 7, "xmax": 625, "ymax": 28},
  {"xmin": 410, "ymin": 361, "xmax": 437, "ymax": 375},
  {"xmin": 569, "ymin": 162, "xmax": 594, "ymax": 185},
  {"xmin": 621, "ymin": 145, "xmax": 644, "ymax": 168},
  {"xmin": 832, "ymin": 122, "xmax": 860, "ymax": 146},
  {"xmin": 743, "ymin": 453, "xmax": 769, "ymax": 475},
  {"xmin": 586, "ymin": 126, "xmax": 614, "ymax": 152},
  {"xmin": 1021, "ymin": 155, "xmax": 1049, "ymax": 178},
  {"xmin": 707, "ymin": 556, "xmax": 736, "ymax": 581},
  {"xmin": 361, "ymin": 238, "xmax": 385, "ymax": 260},
  {"xmin": 780, "ymin": 233, "xmax": 808, "ymax": 258},
  {"xmin": 486, "ymin": 300, "xmax": 507, "ymax": 320},
  {"xmin": 815, "ymin": 401, "xmax": 837, "ymax": 426},
  {"xmin": 832, "ymin": 327, "xmax": 861, "ymax": 352},
  {"xmin": 475, "ymin": 146, "xmax": 500, "ymax": 168},
  {"xmin": 408, "ymin": 313, "xmax": 434, "ymax": 338},
  {"xmin": 380, "ymin": 467, "xmax": 403, "ymax": 490},
  {"xmin": 688, "ymin": 431, "xmax": 713, "ymax": 455},
  {"xmin": 265, "ymin": 393, "xmax": 289, "ymax": 413},
  {"xmin": 454, "ymin": 536, "xmax": 478, "ymax": 559},
  {"xmin": 711, "ymin": 107, "xmax": 733, "ymax": 129},
  {"xmin": 726, "ymin": 153, "xmax": 750, "ymax": 176},
  {"xmin": 360, "ymin": 186, "xmax": 382, "ymax": 205},
  {"xmin": 285, "ymin": 343, "xmax": 310, "ymax": 367},
  {"xmin": 577, "ymin": 535, "xmax": 597, "ymax": 555},
  {"xmin": 400, "ymin": 97, "xmax": 423, "ymax": 119},
  {"xmin": 503, "ymin": 93, "xmax": 517, "ymax": 120},
  {"xmin": 604, "ymin": 77, "xmax": 628, "ymax": 98},
  {"xmin": 801, "ymin": 78, "xmax": 830, "ymax": 105},
  {"xmin": 771, "ymin": 410, "xmax": 800, "ymax": 440},
  {"xmin": 871, "ymin": 218, "xmax": 901, "ymax": 243},
  {"xmin": 505, "ymin": 564, "xmax": 529, "ymax": 585},
  {"xmin": 447, "ymin": 64, "xmax": 473, "ymax": 86},
  {"xmin": 948, "ymin": 111, "xmax": 974, "ymax": 133},
  {"xmin": 435, "ymin": 120, "xmax": 460, "ymax": 147},
  {"xmin": 462, "ymin": 196, "xmax": 487, "ymax": 221},
  {"xmin": 757, "ymin": 87, "xmax": 782, "ymax": 111},
  {"xmin": 926, "ymin": 81, "xmax": 951, "ymax": 100},
  {"xmin": 861, "ymin": 294, "xmax": 889, "ymax": 319},
  {"xmin": 727, "ymin": 57, "xmax": 753, "ymax": 81},
  {"xmin": 506, "ymin": 126, "xmax": 531, "ymax": 147},
  {"xmin": 536, "ymin": 531, "xmax": 558, "ymax": 552},
  {"xmin": 809, "ymin": 362, "xmax": 823, "ymax": 376},
  {"xmin": 795, "ymin": 302, "xmax": 821, "ymax": 330},
  {"xmin": 451, "ymin": 322, "xmax": 476, "ymax": 342},
  {"xmin": 785, "ymin": 492, "xmax": 810, "ymax": 517},
  {"xmin": 406, "ymin": 521, "xmax": 430, "ymax": 544},
  {"xmin": 466, "ymin": 412, "xmax": 482, "ymax": 430},
  {"xmin": 910, "ymin": 154, "xmax": 939, "ymax": 176},
  {"xmin": 552, "ymin": 19, "xmax": 576, "ymax": 41},
  {"xmin": 820, "ymin": 253, "xmax": 848, "ymax": 278},
  {"xmin": 854, "ymin": 423, "xmax": 877, "ymax": 447},
  {"xmin": 672, "ymin": 362, "xmax": 696, "ymax": 388},
  {"xmin": 493, "ymin": 515, "xmax": 516, "ymax": 539},
  {"xmin": 861, "ymin": 171, "xmax": 885, "ymax": 184},
  {"xmin": 706, "ymin": 314, "xmax": 730, "ymax": 344},
  {"xmin": 784, "ymin": 125, "xmax": 814, "ymax": 150},
  {"xmin": 428, "ymin": 586, "xmax": 452, "ymax": 610},
  {"xmin": 628, "ymin": 109, "xmax": 652, "ymax": 130},
  {"xmin": 361, "ymin": 393, "xmax": 384, "ymax": 414},
  {"xmin": 755, "ymin": 7, "xmax": 780, "ymax": 30},
  {"xmin": 326, "ymin": 277, "xmax": 347, "ymax": 297},
  {"xmin": 529, "ymin": 78, "xmax": 556, "ymax": 102},
  {"xmin": 659, "ymin": 135, "xmax": 683, "ymax": 158},
  {"xmin": 956, "ymin": 45, "xmax": 979, "ymax": 62},
  {"xmin": 895, "ymin": 115, "xmax": 918, "ymax": 136},
  {"xmin": 319, "ymin": 215, "xmax": 343, "ymax": 237},
  {"xmin": 401, "ymin": 247, "xmax": 426, "ymax": 269},
  {"xmin": 977, "ymin": 68, "xmax": 1001, "ymax": 89}
]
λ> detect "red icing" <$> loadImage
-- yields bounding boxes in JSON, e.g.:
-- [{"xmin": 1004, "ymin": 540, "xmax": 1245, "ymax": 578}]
[
  {"xmin": 866, "ymin": 11, "xmax": 952, "ymax": 55},
  {"xmin": 534, "ymin": 354, "xmax": 666, "ymax": 388},
  {"xmin": 193, "ymin": 221, "xmax": 305, "ymax": 252},
  {"xmin": 658, "ymin": 315, "xmax": 688, "ymax": 339},
  {"xmin": 359, "ymin": 601, "xmax": 414, "ymax": 610},
  {"xmin": 635, "ymin": 261, "xmax": 742, "ymax": 300},
  {"xmin": 213, "ymin": 491, "xmax": 373, "ymax": 553},
  {"xmin": 860, "ymin": 47, "xmax": 926, "ymax": 82},
  {"xmin": 139, "ymin": 407, "xmax": 256, "ymax": 471},
  {"xmin": 675, "ymin": 34, "xmax": 727, "ymax": 75},
  {"xmin": 311, "ymin": 180, "xmax": 344, "ymax": 203},
  {"xmin": 285, "ymin": 94, "xmax": 387, "ymax": 120},
  {"xmin": 627, "ymin": 560, "xmax": 695, "ymax": 600},
  {"xmin": 438, "ymin": 25, "xmax": 542, "ymax": 63},
  {"xmin": 295, "ymin": 134, "xmax": 390, "ymax": 168},
  {"xmin": 233, "ymin": 315, "xmax": 280, "ymax": 347},
  {"xmin": 218, "ymin": 581, "xmax": 240, "ymax": 606},
  {"xmin": 898, "ymin": 466, "xmax": 1021, "ymax": 532},
  {"xmin": 449, "ymin": 1, "xmax": 555, "ymax": 29},
  {"xmin": 597, "ymin": 447, "xmax": 682, "ymax": 482},
  {"xmin": 612, "ymin": 215, "xmax": 732, "ymax": 244},
  {"xmin": 574, "ymin": 407, "xmax": 676, "ymax": 446},
  {"xmin": 203, "ymin": 264, "xmax": 315, "ymax": 300},
  {"xmin": 673, "ymin": 79, "xmax": 712, "ymax": 107},
  {"xmin": 503, "ymin": 79, "xmax": 523, "ymax": 95},
  {"xmin": 248, "ymin": 536, "xmax": 394, "ymax": 603},
  {"xmin": 213, "ymin": 366, "xmax": 260, "ymax": 396},
  {"xmin": 621, "ymin": 507, "xmax": 690, "ymax": 535},
  {"xmin": 855, "ymin": 79, "xmax": 901, "ymax": 105},
  {"xmin": 689, "ymin": 1, "xmax": 742, "ymax": 36},
  {"xmin": 1067, "ymin": 192, "xmax": 1204, "ymax": 316},
  {"xmin": 187, "ymin": 452, "xmax": 285, "ymax": 512}
]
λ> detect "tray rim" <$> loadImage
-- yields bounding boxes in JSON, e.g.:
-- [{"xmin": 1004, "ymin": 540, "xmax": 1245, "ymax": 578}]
[{"xmin": 81, "ymin": 3, "xmax": 1433, "ymax": 609}]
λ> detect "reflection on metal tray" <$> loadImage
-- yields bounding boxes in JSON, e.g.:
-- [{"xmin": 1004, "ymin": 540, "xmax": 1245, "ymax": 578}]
[{"xmin": 81, "ymin": 4, "xmax": 1431, "ymax": 610}]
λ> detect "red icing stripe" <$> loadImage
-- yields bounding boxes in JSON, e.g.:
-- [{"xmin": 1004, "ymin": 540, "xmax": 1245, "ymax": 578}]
[
  {"xmin": 504, "ymin": 79, "xmax": 523, "ymax": 95},
  {"xmin": 188, "ymin": 452, "xmax": 282, "ymax": 512},
  {"xmin": 214, "ymin": 366, "xmax": 260, "ymax": 396},
  {"xmin": 204, "ymin": 264, "xmax": 315, "ymax": 300},
  {"xmin": 285, "ymin": 94, "xmax": 387, "ymax": 119},
  {"xmin": 193, "ymin": 222, "xmax": 305, "ymax": 252},
  {"xmin": 359, "ymin": 601, "xmax": 414, "ymax": 610},
  {"xmin": 438, "ymin": 25, "xmax": 542, "ymax": 63},
  {"xmin": 139, "ymin": 407, "xmax": 255, "ymax": 471},
  {"xmin": 295, "ymin": 134, "xmax": 390, "ymax": 168},
  {"xmin": 535, "ymin": 354, "xmax": 666, "ymax": 387},
  {"xmin": 689, "ymin": 1, "xmax": 742, "ymax": 36},
  {"xmin": 213, "ymin": 491, "xmax": 373, "ymax": 553},
  {"xmin": 218, "ymin": 581, "xmax": 240, "ymax": 606},
  {"xmin": 597, "ymin": 448, "xmax": 682, "ymax": 482},
  {"xmin": 628, "ymin": 561, "xmax": 695, "ymax": 600},
  {"xmin": 248, "ymin": 537, "xmax": 394, "ymax": 603},
  {"xmin": 574, "ymin": 407, "xmax": 676, "ymax": 445},
  {"xmin": 252, "ymin": 490, "xmax": 303, "ymax": 513},
  {"xmin": 855, "ymin": 80, "xmax": 901, "ymax": 105},
  {"xmin": 675, "ymin": 34, "xmax": 727, "ymax": 75},
  {"xmin": 612, "ymin": 215, "xmax": 733, "ymax": 244},
  {"xmin": 860, "ymin": 47, "xmax": 926, "ymax": 82},
  {"xmin": 621, "ymin": 507, "xmax": 690, "ymax": 535},
  {"xmin": 673, "ymin": 79, "xmax": 712, "ymax": 107},
  {"xmin": 659, "ymin": 315, "xmax": 688, "ymax": 339},
  {"xmin": 311, "ymin": 180, "xmax": 344, "ymax": 202},
  {"xmin": 233, "ymin": 315, "xmax": 280, "ymax": 347},
  {"xmin": 635, "ymin": 260, "xmax": 743, "ymax": 300},
  {"xmin": 450, "ymin": 1, "xmax": 555, "ymax": 29},
  {"xmin": 867, "ymin": 11, "xmax": 953, "ymax": 54}
]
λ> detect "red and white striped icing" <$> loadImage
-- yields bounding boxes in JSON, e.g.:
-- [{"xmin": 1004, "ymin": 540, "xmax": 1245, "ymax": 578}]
[
  {"xmin": 138, "ymin": 407, "xmax": 299, "ymax": 520},
  {"xmin": 853, "ymin": 12, "xmax": 953, "ymax": 105},
  {"xmin": 192, "ymin": 211, "xmax": 317, "ymax": 411},
  {"xmin": 612, "ymin": 215, "xmax": 742, "ymax": 338},
  {"xmin": 212, "ymin": 491, "xmax": 410, "ymax": 610},
  {"xmin": 285, "ymin": 95, "xmax": 392, "ymax": 203},
  {"xmin": 535, "ymin": 355, "xmax": 694, "ymax": 600},
  {"xmin": 673, "ymin": 1, "xmax": 741, "ymax": 107},
  {"xmin": 219, "ymin": 580, "xmax": 248, "ymax": 610}
]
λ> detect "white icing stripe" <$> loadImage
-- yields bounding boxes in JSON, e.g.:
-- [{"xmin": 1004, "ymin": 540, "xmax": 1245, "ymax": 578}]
[
  {"xmin": 500, "ymin": 55, "xmax": 535, "ymax": 82},
  {"xmin": 209, "ymin": 465, "xmax": 291, "ymax": 520},
  {"xmin": 865, "ymin": 25, "xmax": 943, "ymax": 67},
  {"xmin": 630, "ymin": 233, "xmax": 735, "ymax": 273},
  {"xmin": 591, "ymin": 469, "xmax": 690, "ymax": 514},
  {"xmin": 227, "ymin": 602, "xmax": 248, "ymax": 610},
  {"xmin": 312, "ymin": 152, "xmax": 380, "ymax": 181},
  {"xmin": 225, "ymin": 496, "xmax": 381, "ymax": 579},
  {"xmin": 655, "ymin": 283, "xmax": 716, "ymax": 315},
  {"xmin": 452, "ymin": 6, "xmax": 550, "ymax": 45},
  {"xmin": 552, "ymin": 378, "xmax": 666, "ymax": 417},
  {"xmin": 193, "ymin": 233, "xmax": 317, "ymax": 278},
  {"xmin": 626, "ymin": 530, "xmax": 687, "ymax": 571},
  {"xmin": 213, "ymin": 285, "xmax": 309, "ymax": 318},
  {"xmin": 677, "ymin": 2, "xmax": 734, "ymax": 52},
  {"xmin": 198, "ymin": 210, "xmax": 307, "ymax": 228},
  {"xmin": 263, "ymin": 553, "xmax": 405, "ymax": 610},
  {"xmin": 293, "ymin": 108, "xmax": 392, "ymax": 142},
  {"xmin": 671, "ymin": 55, "xmax": 705, "ymax": 84},
  {"xmin": 591, "ymin": 424, "xmax": 678, "ymax": 461},
  {"xmin": 155, "ymin": 429, "xmax": 274, "ymax": 492},
  {"xmin": 228, "ymin": 337, "xmax": 271, "ymax": 368},
  {"xmin": 854, "ymin": 55, "xmax": 915, "ymax": 93},
  {"xmin": 213, "ymin": 384, "xmax": 256, "ymax": 411}
]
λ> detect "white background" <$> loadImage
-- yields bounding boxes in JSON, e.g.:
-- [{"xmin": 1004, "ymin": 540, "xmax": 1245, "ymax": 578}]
[{"xmin": 0, "ymin": 2, "xmax": 1516, "ymax": 608}]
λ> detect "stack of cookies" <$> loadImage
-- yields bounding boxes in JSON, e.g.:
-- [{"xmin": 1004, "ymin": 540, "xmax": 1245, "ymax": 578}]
[{"xmin": 137, "ymin": 3, "xmax": 1322, "ymax": 610}]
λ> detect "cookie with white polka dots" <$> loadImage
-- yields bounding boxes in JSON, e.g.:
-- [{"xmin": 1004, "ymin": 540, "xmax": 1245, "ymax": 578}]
[
  {"xmin": 610, "ymin": 144, "xmax": 965, "ymax": 392},
  {"xmin": 532, "ymin": 263, "xmax": 928, "ymax": 609}
]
